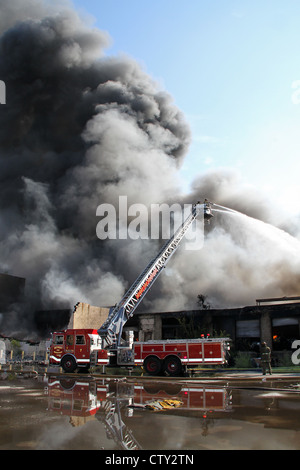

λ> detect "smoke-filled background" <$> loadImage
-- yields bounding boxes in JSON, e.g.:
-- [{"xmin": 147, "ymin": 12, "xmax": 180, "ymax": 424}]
[{"xmin": 1, "ymin": 0, "xmax": 300, "ymax": 336}]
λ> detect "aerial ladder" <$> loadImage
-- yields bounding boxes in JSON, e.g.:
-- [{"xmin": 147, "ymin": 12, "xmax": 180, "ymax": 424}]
[
  {"xmin": 97, "ymin": 200, "xmax": 213, "ymax": 351},
  {"xmin": 49, "ymin": 199, "xmax": 231, "ymax": 374}
]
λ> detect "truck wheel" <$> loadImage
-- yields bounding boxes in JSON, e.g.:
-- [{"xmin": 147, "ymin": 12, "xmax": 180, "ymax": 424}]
[
  {"xmin": 61, "ymin": 355, "xmax": 77, "ymax": 373},
  {"xmin": 163, "ymin": 356, "xmax": 182, "ymax": 376},
  {"xmin": 60, "ymin": 379, "xmax": 76, "ymax": 390},
  {"xmin": 144, "ymin": 356, "xmax": 162, "ymax": 376}
]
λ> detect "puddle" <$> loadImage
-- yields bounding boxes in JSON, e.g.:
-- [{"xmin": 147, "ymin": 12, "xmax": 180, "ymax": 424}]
[{"xmin": 0, "ymin": 373, "xmax": 299, "ymax": 450}]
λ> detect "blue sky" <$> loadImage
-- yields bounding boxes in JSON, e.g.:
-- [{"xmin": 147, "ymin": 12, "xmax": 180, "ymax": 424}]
[{"xmin": 72, "ymin": 0, "xmax": 300, "ymax": 214}]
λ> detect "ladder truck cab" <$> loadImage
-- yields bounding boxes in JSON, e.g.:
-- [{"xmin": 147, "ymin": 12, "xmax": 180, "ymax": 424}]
[
  {"xmin": 49, "ymin": 200, "xmax": 230, "ymax": 375},
  {"xmin": 49, "ymin": 329, "xmax": 109, "ymax": 373}
]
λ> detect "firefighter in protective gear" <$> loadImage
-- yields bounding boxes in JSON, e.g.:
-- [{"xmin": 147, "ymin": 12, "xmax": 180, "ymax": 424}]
[{"xmin": 260, "ymin": 342, "xmax": 272, "ymax": 375}]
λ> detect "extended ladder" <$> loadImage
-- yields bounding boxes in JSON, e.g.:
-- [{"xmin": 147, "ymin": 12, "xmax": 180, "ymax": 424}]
[{"xmin": 98, "ymin": 201, "xmax": 212, "ymax": 347}]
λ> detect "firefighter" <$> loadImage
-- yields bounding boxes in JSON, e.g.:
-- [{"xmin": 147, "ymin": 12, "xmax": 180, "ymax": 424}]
[{"xmin": 260, "ymin": 342, "xmax": 272, "ymax": 375}]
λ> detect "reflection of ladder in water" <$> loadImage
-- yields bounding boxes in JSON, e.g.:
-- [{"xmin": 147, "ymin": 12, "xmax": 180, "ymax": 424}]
[{"xmin": 101, "ymin": 400, "xmax": 142, "ymax": 450}]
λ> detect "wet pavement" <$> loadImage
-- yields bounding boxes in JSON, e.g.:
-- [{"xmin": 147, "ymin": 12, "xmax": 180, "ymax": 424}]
[{"xmin": 0, "ymin": 368, "xmax": 300, "ymax": 450}]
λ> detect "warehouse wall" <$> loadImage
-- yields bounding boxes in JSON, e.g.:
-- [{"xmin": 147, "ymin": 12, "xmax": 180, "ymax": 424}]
[{"xmin": 68, "ymin": 302, "xmax": 109, "ymax": 330}]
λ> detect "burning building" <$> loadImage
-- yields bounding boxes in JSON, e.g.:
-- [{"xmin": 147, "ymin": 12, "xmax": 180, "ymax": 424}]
[
  {"xmin": 0, "ymin": 273, "xmax": 25, "ymax": 309},
  {"xmin": 125, "ymin": 296, "xmax": 300, "ymax": 355}
]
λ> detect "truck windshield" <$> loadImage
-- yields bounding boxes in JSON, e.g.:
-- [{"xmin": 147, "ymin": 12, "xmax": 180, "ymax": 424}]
[{"xmin": 53, "ymin": 335, "xmax": 64, "ymax": 345}]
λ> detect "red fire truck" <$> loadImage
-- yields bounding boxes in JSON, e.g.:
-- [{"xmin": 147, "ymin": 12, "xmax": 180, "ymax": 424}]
[
  {"xmin": 49, "ymin": 330, "xmax": 230, "ymax": 375},
  {"xmin": 49, "ymin": 201, "xmax": 231, "ymax": 375},
  {"xmin": 133, "ymin": 337, "xmax": 230, "ymax": 376},
  {"xmin": 49, "ymin": 329, "xmax": 109, "ymax": 372}
]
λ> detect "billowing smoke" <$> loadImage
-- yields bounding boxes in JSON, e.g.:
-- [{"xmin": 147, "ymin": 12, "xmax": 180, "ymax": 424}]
[
  {"xmin": 1, "ymin": 0, "xmax": 300, "ymax": 337},
  {"xmin": 0, "ymin": 0, "xmax": 190, "ymax": 335},
  {"xmin": 153, "ymin": 169, "xmax": 300, "ymax": 311}
]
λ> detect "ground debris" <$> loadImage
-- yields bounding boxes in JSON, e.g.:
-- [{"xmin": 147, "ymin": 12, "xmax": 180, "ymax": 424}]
[{"xmin": 129, "ymin": 399, "xmax": 183, "ymax": 412}]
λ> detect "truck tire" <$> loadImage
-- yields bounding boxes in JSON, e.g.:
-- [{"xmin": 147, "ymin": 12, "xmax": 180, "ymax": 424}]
[
  {"xmin": 143, "ymin": 356, "xmax": 162, "ymax": 376},
  {"xmin": 163, "ymin": 355, "xmax": 183, "ymax": 376},
  {"xmin": 61, "ymin": 355, "xmax": 77, "ymax": 373}
]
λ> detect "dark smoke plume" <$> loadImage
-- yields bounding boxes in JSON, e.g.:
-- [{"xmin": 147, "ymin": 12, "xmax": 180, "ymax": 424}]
[
  {"xmin": 1, "ymin": 0, "xmax": 300, "ymax": 337},
  {"xmin": 0, "ymin": 0, "xmax": 190, "ymax": 335}
]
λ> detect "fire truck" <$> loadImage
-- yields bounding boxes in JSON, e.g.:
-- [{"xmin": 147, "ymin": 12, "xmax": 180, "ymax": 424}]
[
  {"xmin": 49, "ymin": 328, "xmax": 109, "ymax": 371},
  {"xmin": 133, "ymin": 337, "xmax": 230, "ymax": 376},
  {"xmin": 49, "ymin": 200, "xmax": 231, "ymax": 375}
]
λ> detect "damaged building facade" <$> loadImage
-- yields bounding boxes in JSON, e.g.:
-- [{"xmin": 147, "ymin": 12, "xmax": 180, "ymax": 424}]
[
  {"xmin": 125, "ymin": 297, "xmax": 300, "ymax": 353},
  {"xmin": 0, "ymin": 272, "xmax": 299, "ymax": 356},
  {"xmin": 0, "ymin": 273, "xmax": 25, "ymax": 311}
]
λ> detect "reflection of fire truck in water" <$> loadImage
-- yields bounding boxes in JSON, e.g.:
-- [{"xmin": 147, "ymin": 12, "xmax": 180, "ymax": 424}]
[
  {"xmin": 46, "ymin": 376, "xmax": 232, "ymax": 450},
  {"xmin": 47, "ymin": 376, "xmax": 108, "ymax": 420},
  {"xmin": 49, "ymin": 201, "xmax": 230, "ymax": 375}
]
